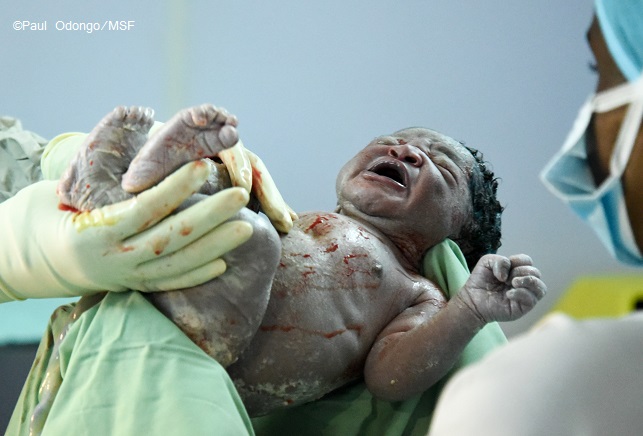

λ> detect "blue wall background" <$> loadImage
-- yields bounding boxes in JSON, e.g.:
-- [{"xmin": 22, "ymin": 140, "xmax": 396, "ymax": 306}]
[{"xmin": 1, "ymin": 0, "xmax": 638, "ymax": 341}]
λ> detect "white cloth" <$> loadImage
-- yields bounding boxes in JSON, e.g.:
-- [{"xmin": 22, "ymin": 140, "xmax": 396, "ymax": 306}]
[{"xmin": 429, "ymin": 313, "xmax": 643, "ymax": 436}]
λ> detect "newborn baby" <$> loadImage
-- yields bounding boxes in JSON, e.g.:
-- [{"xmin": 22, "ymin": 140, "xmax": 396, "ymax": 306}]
[{"xmin": 58, "ymin": 104, "xmax": 546, "ymax": 416}]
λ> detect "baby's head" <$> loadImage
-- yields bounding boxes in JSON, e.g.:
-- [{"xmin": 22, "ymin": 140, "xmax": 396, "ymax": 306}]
[
  {"xmin": 336, "ymin": 127, "xmax": 502, "ymax": 270},
  {"xmin": 453, "ymin": 143, "xmax": 503, "ymax": 270}
]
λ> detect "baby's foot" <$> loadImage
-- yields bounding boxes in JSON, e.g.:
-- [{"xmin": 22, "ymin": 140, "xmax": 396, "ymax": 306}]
[
  {"xmin": 58, "ymin": 106, "xmax": 154, "ymax": 210},
  {"xmin": 122, "ymin": 103, "xmax": 239, "ymax": 193}
]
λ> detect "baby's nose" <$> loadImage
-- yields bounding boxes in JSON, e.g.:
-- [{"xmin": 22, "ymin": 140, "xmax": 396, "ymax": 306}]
[{"xmin": 388, "ymin": 144, "xmax": 423, "ymax": 167}]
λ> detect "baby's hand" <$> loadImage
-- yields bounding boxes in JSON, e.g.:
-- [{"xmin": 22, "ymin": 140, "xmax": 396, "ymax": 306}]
[{"xmin": 457, "ymin": 254, "xmax": 547, "ymax": 323}]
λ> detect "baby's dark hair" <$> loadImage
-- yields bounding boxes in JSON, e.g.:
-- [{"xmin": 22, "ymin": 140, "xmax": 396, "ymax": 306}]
[{"xmin": 452, "ymin": 144, "xmax": 504, "ymax": 271}]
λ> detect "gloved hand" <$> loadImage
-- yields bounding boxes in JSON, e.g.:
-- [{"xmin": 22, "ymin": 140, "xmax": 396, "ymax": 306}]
[
  {"xmin": 455, "ymin": 254, "xmax": 547, "ymax": 323},
  {"xmin": 112, "ymin": 104, "xmax": 296, "ymax": 233},
  {"xmin": 0, "ymin": 160, "xmax": 252, "ymax": 303},
  {"xmin": 219, "ymin": 140, "xmax": 298, "ymax": 233}
]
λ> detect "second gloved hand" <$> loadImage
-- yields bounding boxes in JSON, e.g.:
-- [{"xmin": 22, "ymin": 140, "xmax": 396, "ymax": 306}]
[
  {"xmin": 0, "ymin": 161, "xmax": 252, "ymax": 303},
  {"xmin": 219, "ymin": 140, "xmax": 298, "ymax": 233}
]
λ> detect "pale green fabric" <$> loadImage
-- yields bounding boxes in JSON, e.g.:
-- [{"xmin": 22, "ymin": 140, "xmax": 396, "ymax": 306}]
[
  {"xmin": 7, "ymin": 240, "xmax": 506, "ymax": 435},
  {"xmin": 6, "ymin": 292, "xmax": 254, "ymax": 436},
  {"xmin": 0, "ymin": 117, "xmax": 47, "ymax": 202}
]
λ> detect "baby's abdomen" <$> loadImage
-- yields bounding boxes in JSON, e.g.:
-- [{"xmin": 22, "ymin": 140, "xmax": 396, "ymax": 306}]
[{"xmin": 227, "ymin": 212, "xmax": 402, "ymax": 416}]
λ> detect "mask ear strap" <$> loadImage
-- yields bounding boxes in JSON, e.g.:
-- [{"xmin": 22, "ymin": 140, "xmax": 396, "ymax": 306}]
[
  {"xmin": 593, "ymin": 72, "xmax": 643, "ymax": 113},
  {"xmin": 608, "ymin": 89, "xmax": 643, "ymax": 175}
]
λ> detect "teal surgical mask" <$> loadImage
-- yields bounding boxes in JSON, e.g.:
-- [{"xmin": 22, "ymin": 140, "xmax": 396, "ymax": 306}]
[{"xmin": 541, "ymin": 73, "xmax": 643, "ymax": 265}]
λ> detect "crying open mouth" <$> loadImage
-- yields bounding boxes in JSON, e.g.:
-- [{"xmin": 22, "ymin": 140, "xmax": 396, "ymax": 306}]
[{"xmin": 368, "ymin": 161, "xmax": 407, "ymax": 187}]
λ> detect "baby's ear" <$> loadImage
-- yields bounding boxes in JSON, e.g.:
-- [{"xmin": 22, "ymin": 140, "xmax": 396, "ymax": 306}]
[{"xmin": 333, "ymin": 204, "xmax": 342, "ymax": 213}]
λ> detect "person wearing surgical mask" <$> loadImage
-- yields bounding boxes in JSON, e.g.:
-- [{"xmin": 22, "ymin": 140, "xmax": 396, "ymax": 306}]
[
  {"xmin": 428, "ymin": 1, "xmax": 643, "ymax": 435},
  {"xmin": 542, "ymin": 3, "xmax": 643, "ymax": 265}
]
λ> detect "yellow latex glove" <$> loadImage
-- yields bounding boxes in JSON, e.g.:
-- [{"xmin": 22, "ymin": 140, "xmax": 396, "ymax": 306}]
[
  {"xmin": 106, "ymin": 104, "xmax": 296, "ymax": 234},
  {"xmin": 0, "ymin": 161, "xmax": 252, "ymax": 303},
  {"xmin": 219, "ymin": 140, "xmax": 298, "ymax": 233}
]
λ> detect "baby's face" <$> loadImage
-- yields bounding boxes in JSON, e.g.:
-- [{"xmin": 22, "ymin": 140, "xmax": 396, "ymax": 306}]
[{"xmin": 336, "ymin": 127, "xmax": 475, "ymax": 256}]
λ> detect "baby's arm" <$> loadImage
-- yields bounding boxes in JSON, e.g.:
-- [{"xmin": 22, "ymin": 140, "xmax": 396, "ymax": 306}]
[{"xmin": 363, "ymin": 254, "xmax": 546, "ymax": 401}]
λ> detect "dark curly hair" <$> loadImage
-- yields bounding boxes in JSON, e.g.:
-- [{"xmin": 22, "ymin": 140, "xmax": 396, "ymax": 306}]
[{"xmin": 451, "ymin": 144, "xmax": 504, "ymax": 271}]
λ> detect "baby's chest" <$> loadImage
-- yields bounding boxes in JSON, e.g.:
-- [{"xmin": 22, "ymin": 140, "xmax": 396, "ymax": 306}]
[{"xmin": 275, "ymin": 213, "xmax": 403, "ymax": 299}]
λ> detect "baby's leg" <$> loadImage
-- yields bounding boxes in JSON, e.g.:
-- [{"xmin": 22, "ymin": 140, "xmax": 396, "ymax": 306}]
[
  {"xmin": 121, "ymin": 103, "xmax": 239, "ymax": 193},
  {"xmin": 57, "ymin": 104, "xmax": 278, "ymax": 367},
  {"xmin": 58, "ymin": 106, "xmax": 153, "ymax": 210},
  {"xmin": 147, "ymin": 203, "xmax": 280, "ymax": 367}
]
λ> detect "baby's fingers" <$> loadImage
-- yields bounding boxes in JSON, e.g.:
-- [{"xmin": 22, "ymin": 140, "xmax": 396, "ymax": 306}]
[
  {"xmin": 511, "ymin": 275, "xmax": 547, "ymax": 301},
  {"xmin": 506, "ymin": 288, "xmax": 539, "ymax": 308},
  {"xmin": 509, "ymin": 265, "xmax": 542, "ymax": 280},
  {"xmin": 488, "ymin": 255, "xmax": 511, "ymax": 282},
  {"xmin": 508, "ymin": 254, "xmax": 533, "ymax": 267}
]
